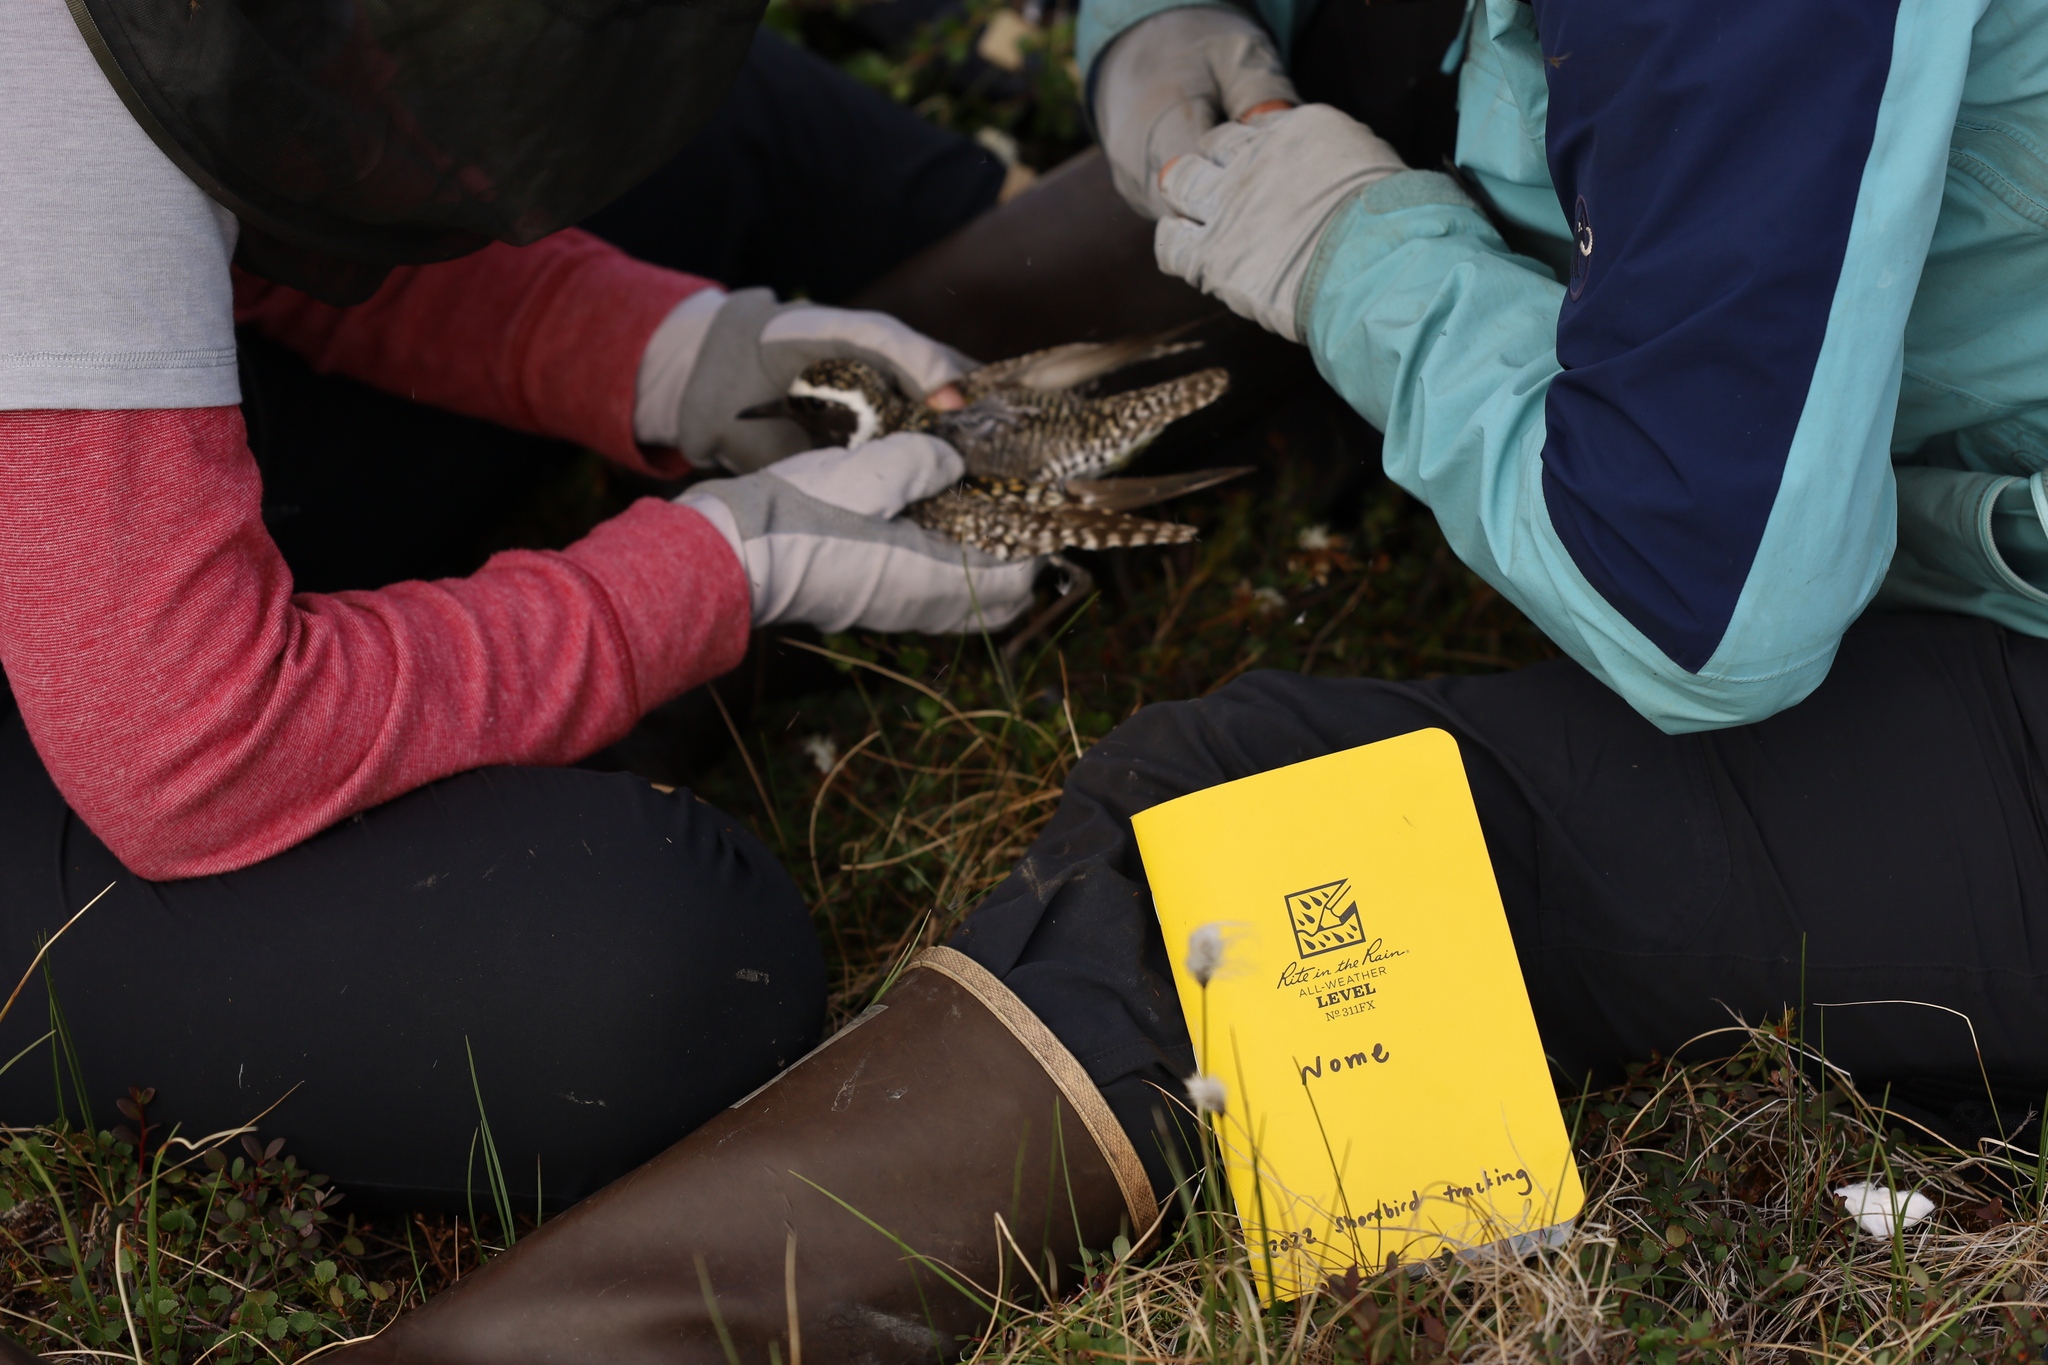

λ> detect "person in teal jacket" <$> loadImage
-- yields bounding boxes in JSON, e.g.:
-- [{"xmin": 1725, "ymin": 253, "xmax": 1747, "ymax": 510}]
[{"xmin": 1088, "ymin": 0, "xmax": 2048, "ymax": 732}]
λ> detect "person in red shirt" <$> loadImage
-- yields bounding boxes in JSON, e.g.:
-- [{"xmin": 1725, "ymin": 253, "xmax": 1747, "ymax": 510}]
[{"xmin": 0, "ymin": 0, "xmax": 1034, "ymax": 1213}]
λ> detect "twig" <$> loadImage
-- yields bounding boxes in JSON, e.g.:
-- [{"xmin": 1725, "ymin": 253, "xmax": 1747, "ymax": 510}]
[
  {"xmin": 808, "ymin": 730, "xmax": 883, "ymax": 901},
  {"xmin": 1151, "ymin": 555, "xmax": 1215, "ymax": 652},
  {"xmin": 1059, "ymin": 654, "xmax": 1085, "ymax": 763},
  {"xmin": 779, "ymin": 639, "xmax": 976, "ymax": 731},
  {"xmin": 1000, "ymin": 564, "xmax": 1096, "ymax": 668},
  {"xmin": 709, "ymin": 683, "xmax": 787, "ymax": 850},
  {"xmin": 0, "ymin": 882, "xmax": 116, "ymax": 1030},
  {"xmin": 784, "ymin": 1230, "xmax": 803, "ymax": 1365},
  {"xmin": 1300, "ymin": 573, "xmax": 1372, "ymax": 674},
  {"xmin": 1201, "ymin": 643, "xmax": 1266, "ymax": 697},
  {"xmin": 110, "ymin": 1224, "xmax": 143, "ymax": 1365}
]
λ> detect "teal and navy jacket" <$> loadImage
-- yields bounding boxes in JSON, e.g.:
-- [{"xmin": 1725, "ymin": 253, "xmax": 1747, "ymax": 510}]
[{"xmin": 1082, "ymin": 0, "xmax": 2048, "ymax": 732}]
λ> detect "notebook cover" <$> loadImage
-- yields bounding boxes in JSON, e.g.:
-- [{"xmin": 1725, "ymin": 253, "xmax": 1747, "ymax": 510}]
[{"xmin": 1131, "ymin": 727, "xmax": 1584, "ymax": 1298}]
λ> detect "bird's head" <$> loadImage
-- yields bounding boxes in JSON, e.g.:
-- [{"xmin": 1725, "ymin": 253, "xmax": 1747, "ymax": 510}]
[{"xmin": 737, "ymin": 358, "xmax": 919, "ymax": 450}]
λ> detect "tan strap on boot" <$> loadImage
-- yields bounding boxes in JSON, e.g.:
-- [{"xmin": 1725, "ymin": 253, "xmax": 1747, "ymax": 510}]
[{"xmin": 913, "ymin": 946, "xmax": 1159, "ymax": 1237}]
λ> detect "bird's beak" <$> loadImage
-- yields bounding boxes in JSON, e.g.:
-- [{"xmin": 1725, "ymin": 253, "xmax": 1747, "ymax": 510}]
[{"xmin": 736, "ymin": 398, "xmax": 793, "ymax": 421}]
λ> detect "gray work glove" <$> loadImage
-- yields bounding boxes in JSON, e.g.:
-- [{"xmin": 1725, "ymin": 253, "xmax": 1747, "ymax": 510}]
[
  {"xmin": 641, "ymin": 287, "xmax": 974, "ymax": 474},
  {"xmin": 677, "ymin": 432, "xmax": 1043, "ymax": 634},
  {"xmin": 1155, "ymin": 104, "xmax": 1406, "ymax": 341},
  {"xmin": 1093, "ymin": 6, "xmax": 1298, "ymax": 220}
]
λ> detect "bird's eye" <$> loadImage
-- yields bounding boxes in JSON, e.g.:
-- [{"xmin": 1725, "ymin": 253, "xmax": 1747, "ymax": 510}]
[{"xmin": 786, "ymin": 397, "xmax": 857, "ymax": 447}]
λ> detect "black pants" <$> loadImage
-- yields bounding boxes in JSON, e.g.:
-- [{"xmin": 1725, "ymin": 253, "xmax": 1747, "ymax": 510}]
[
  {"xmin": 954, "ymin": 611, "xmax": 2048, "ymax": 1201},
  {"xmin": 584, "ymin": 30, "xmax": 1006, "ymax": 305},
  {"xmin": 0, "ymin": 32, "xmax": 1003, "ymax": 1206},
  {"xmin": 0, "ymin": 698, "xmax": 824, "ymax": 1209}
]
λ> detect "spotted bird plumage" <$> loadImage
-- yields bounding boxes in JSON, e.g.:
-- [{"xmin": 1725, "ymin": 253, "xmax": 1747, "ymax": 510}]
[{"xmin": 742, "ymin": 332, "xmax": 1242, "ymax": 559}]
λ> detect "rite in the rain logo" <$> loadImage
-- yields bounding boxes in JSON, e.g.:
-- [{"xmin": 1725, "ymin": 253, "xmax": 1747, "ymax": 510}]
[{"xmin": 1285, "ymin": 879, "xmax": 1366, "ymax": 959}]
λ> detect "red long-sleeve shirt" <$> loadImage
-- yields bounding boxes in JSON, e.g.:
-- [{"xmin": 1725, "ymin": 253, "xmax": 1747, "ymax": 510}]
[{"xmin": 0, "ymin": 230, "xmax": 750, "ymax": 880}]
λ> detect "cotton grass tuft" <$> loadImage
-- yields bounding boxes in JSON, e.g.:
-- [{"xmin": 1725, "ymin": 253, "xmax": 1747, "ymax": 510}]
[
  {"xmin": 799, "ymin": 733, "xmax": 839, "ymax": 775},
  {"xmin": 1184, "ymin": 1072, "xmax": 1228, "ymax": 1115},
  {"xmin": 1185, "ymin": 922, "xmax": 1226, "ymax": 986}
]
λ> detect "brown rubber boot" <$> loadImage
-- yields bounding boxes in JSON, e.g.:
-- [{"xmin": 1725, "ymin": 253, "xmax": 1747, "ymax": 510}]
[{"xmin": 338, "ymin": 948, "xmax": 1157, "ymax": 1365}]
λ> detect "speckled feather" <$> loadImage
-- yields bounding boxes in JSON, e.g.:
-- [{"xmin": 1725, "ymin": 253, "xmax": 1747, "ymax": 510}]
[
  {"xmin": 905, "ymin": 478, "xmax": 1203, "ymax": 560},
  {"xmin": 762, "ymin": 333, "xmax": 1238, "ymax": 557},
  {"xmin": 927, "ymin": 367, "xmax": 1230, "ymax": 483},
  {"xmin": 777, "ymin": 344, "xmax": 1230, "ymax": 484}
]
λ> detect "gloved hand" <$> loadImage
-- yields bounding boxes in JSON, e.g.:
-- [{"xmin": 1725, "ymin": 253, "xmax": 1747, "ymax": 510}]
[
  {"xmin": 1155, "ymin": 104, "xmax": 1406, "ymax": 341},
  {"xmin": 677, "ymin": 432, "xmax": 1043, "ymax": 634},
  {"xmin": 637, "ymin": 287, "xmax": 975, "ymax": 474},
  {"xmin": 1093, "ymin": 6, "xmax": 1299, "ymax": 220}
]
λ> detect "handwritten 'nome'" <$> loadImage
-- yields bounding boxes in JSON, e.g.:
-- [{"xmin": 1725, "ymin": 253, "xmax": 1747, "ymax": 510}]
[{"xmin": 1298, "ymin": 1043, "xmax": 1392, "ymax": 1084}]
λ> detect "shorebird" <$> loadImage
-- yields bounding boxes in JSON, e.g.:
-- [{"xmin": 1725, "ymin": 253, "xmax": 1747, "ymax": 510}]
[{"xmin": 741, "ymin": 333, "xmax": 1243, "ymax": 558}]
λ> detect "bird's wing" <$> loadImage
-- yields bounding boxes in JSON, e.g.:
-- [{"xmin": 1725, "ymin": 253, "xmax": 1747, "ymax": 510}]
[
  {"xmin": 1064, "ymin": 466, "xmax": 1254, "ymax": 512},
  {"xmin": 1094, "ymin": 366, "xmax": 1231, "ymax": 432},
  {"xmin": 935, "ymin": 392, "xmax": 1046, "ymax": 444},
  {"xmin": 905, "ymin": 490, "xmax": 1202, "ymax": 559},
  {"xmin": 1047, "ymin": 509, "xmax": 1202, "ymax": 553},
  {"xmin": 960, "ymin": 324, "xmax": 1208, "ymax": 396}
]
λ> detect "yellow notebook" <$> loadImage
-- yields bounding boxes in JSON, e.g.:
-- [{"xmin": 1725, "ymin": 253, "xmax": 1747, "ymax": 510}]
[{"xmin": 1131, "ymin": 728, "xmax": 1583, "ymax": 1299}]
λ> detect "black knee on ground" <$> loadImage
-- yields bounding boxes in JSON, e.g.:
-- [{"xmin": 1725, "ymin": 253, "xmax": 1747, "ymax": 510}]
[{"xmin": 1, "ymin": 760, "xmax": 827, "ymax": 1211}]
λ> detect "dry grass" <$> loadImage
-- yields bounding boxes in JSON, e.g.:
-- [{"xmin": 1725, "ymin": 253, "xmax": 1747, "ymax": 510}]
[
  {"xmin": 12, "ymin": 1002, "xmax": 2048, "ymax": 1362},
  {"xmin": 706, "ymin": 459, "xmax": 1558, "ymax": 1028},
  {"xmin": 774, "ymin": 633, "xmax": 1084, "ymax": 1019},
  {"xmin": 940, "ymin": 1017, "xmax": 2048, "ymax": 1365},
  {"xmin": 8, "ymin": 474, "xmax": 2048, "ymax": 1362}
]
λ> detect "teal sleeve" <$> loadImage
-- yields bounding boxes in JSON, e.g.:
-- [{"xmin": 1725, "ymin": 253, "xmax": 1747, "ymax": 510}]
[
  {"xmin": 1877, "ymin": 468, "xmax": 2048, "ymax": 632},
  {"xmin": 1446, "ymin": 0, "xmax": 1571, "ymax": 272},
  {"xmin": 1297, "ymin": 172, "xmax": 1842, "ymax": 733},
  {"xmin": 1076, "ymin": 0, "xmax": 1307, "ymax": 85}
]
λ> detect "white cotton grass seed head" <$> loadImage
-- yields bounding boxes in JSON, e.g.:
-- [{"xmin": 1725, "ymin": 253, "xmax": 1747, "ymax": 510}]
[
  {"xmin": 1185, "ymin": 1073, "xmax": 1227, "ymax": 1115},
  {"xmin": 1836, "ymin": 1182, "xmax": 1935, "ymax": 1238},
  {"xmin": 1186, "ymin": 923, "xmax": 1227, "ymax": 986},
  {"xmin": 800, "ymin": 734, "xmax": 839, "ymax": 775}
]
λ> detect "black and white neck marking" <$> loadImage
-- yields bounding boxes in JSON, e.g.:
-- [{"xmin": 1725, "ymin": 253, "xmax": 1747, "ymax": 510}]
[{"xmin": 789, "ymin": 378, "xmax": 883, "ymax": 448}]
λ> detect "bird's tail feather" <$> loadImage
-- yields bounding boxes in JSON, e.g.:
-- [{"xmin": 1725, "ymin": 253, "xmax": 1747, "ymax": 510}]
[
  {"xmin": 1055, "ymin": 510, "xmax": 1202, "ymax": 552},
  {"xmin": 962, "ymin": 321, "xmax": 1212, "ymax": 395},
  {"xmin": 1093, "ymin": 367, "xmax": 1231, "ymax": 433},
  {"xmin": 1065, "ymin": 466, "xmax": 1254, "ymax": 511},
  {"xmin": 965, "ymin": 508, "xmax": 1202, "ymax": 558}
]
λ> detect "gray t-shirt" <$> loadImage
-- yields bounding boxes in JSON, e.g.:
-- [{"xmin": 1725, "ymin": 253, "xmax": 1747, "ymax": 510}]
[{"xmin": 1, "ymin": 0, "xmax": 240, "ymax": 410}]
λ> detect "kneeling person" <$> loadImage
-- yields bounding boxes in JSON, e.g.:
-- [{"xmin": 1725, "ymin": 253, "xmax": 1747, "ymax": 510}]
[
  {"xmin": 0, "ymin": 0, "xmax": 1036, "ymax": 1211},
  {"xmin": 322, "ymin": 608, "xmax": 2048, "ymax": 1364}
]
